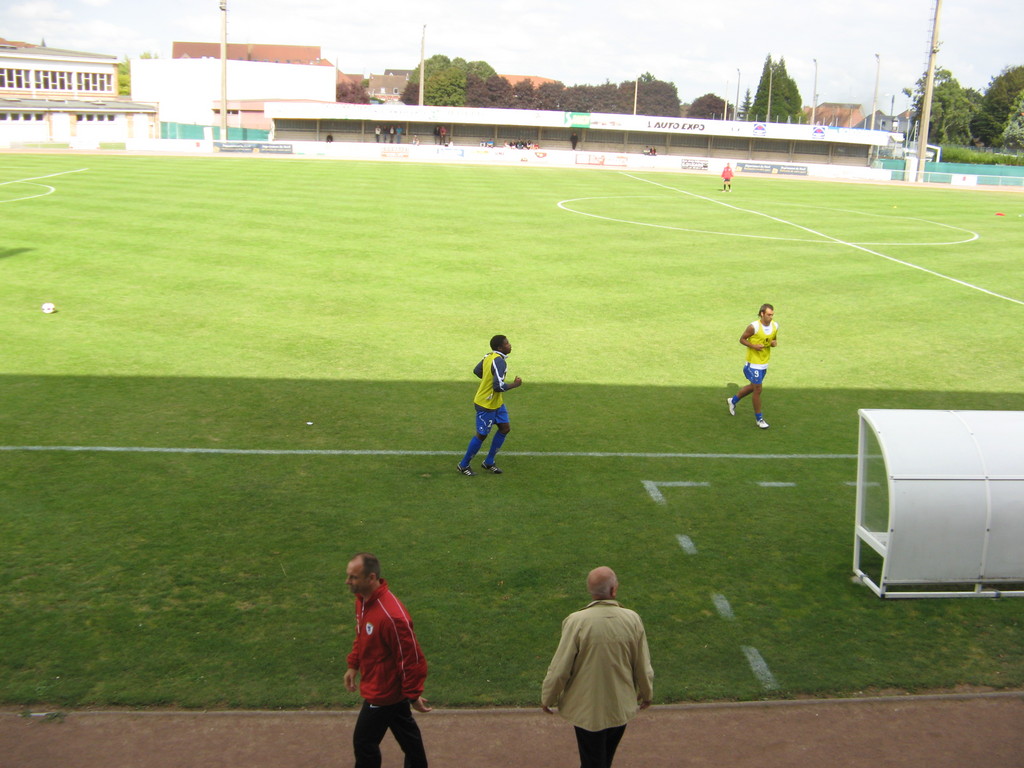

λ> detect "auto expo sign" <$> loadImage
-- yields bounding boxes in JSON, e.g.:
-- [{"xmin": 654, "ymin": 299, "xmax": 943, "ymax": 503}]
[{"xmin": 646, "ymin": 120, "xmax": 707, "ymax": 132}]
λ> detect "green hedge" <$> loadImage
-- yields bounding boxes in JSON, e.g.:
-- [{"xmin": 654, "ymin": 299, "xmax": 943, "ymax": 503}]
[{"xmin": 941, "ymin": 146, "xmax": 1024, "ymax": 166}]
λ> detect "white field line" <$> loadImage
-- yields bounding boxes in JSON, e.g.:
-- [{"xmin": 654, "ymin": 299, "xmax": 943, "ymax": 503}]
[
  {"xmin": 675, "ymin": 535, "xmax": 698, "ymax": 555},
  {"xmin": 0, "ymin": 168, "xmax": 88, "ymax": 203},
  {"xmin": 742, "ymin": 646, "xmax": 781, "ymax": 691},
  {"xmin": 712, "ymin": 594, "xmax": 735, "ymax": 620},
  {"xmin": 619, "ymin": 173, "xmax": 1024, "ymax": 307},
  {"xmin": 0, "ymin": 446, "xmax": 856, "ymax": 460},
  {"xmin": 650, "ymin": 480, "xmax": 783, "ymax": 691},
  {"xmin": 642, "ymin": 480, "xmax": 711, "ymax": 504},
  {"xmin": 556, "ymin": 194, "xmax": 978, "ymax": 246}
]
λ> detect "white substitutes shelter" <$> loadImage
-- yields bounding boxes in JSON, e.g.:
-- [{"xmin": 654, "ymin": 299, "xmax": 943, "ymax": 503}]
[{"xmin": 854, "ymin": 409, "xmax": 1024, "ymax": 598}]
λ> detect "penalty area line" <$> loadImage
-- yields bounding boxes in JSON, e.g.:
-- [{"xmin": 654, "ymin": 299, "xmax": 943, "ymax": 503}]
[
  {"xmin": 622, "ymin": 173, "xmax": 1023, "ymax": 307},
  {"xmin": 0, "ymin": 446, "xmax": 856, "ymax": 460},
  {"xmin": 0, "ymin": 168, "xmax": 90, "ymax": 186}
]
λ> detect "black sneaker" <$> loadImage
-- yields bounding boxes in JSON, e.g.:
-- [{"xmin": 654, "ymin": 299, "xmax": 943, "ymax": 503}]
[
  {"xmin": 481, "ymin": 463, "xmax": 503, "ymax": 474},
  {"xmin": 456, "ymin": 463, "xmax": 476, "ymax": 476}
]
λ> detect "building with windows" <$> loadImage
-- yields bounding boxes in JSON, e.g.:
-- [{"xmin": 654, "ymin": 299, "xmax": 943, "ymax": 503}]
[
  {"xmin": 0, "ymin": 38, "xmax": 157, "ymax": 146},
  {"xmin": 367, "ymin": 70, "xmax": 410, "ymax": 103},
  {"xmin": 805, "ymin": 102, "xmax": 865, "ymax": 129}
]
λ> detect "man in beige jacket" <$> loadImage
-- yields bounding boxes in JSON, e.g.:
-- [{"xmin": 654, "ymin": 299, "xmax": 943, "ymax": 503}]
[{"xmin": 541, "ymin": 566, "xmax": 654, "ymax": 768}]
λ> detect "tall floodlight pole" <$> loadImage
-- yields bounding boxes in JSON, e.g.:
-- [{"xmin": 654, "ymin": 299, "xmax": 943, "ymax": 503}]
[
  {"xmin": 219, "ymin": 0, "xmax": 228, "ymax": 140},
  {"xmin": 766, "ymin": 64, "xmax": 773, "ymax": 122},
  {"xmin": 916, "ymin": 0, "xmax": 942, "ymax": 182},
  {"xmin": 870, "ymin": 53, "xmax": 880, "ymax": 130},
  {"xmin": 811, "ymin": 59, "xmax": 818, "ymax": 125},
  {"xmin": 418, "ymin": 25, "xmax": 425, "ymax": 106},
  {"xmin": 633, "ymin": 76, "xmax": 639, "ymax": 115},
  {"xmin": 735, "ymin": 68, "xmax": 741, "ymax": 121}
]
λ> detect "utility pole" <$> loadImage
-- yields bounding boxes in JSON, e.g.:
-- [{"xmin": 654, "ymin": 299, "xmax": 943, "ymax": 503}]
[
  {"xmin": 916, "ymin": 0, "xmax": 942, "ymax": 182},
  {"xmin": 735, "ymin": 68, "xmax": 741, "ymax": 121},
  {"xmin": 811, "ymin": 59, "xmax": 818, "ymax": 125},
  {"xmin": 870, "ymin": 54, "xmax": 880, "ymax": 130},
  {"xmin": 418, "ymin": 25, "xmax": 425, "ymax": 106},
  {"xmin": 219, "ymin": 0, "xmax": 228, "ymax": 140}
]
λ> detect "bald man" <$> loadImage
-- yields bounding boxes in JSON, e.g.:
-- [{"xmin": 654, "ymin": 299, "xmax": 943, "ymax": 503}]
[{"xmin": 541, "ymin": 567, "xmax": 654, "ymax": 768}]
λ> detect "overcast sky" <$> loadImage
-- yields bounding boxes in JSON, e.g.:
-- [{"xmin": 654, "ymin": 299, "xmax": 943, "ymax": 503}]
[{"xmin": 3, "ymin": 0, "xmax": 1021, "ymax": 114}]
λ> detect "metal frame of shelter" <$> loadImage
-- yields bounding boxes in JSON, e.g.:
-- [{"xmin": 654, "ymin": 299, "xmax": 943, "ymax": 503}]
[{"xmin": 854, "ymin": 409, "xmax": 1024, "ymax": 599}]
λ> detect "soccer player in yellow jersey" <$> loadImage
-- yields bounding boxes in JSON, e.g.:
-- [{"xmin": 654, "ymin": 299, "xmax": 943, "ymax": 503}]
[
  {"xmin": 457, "ymin": 335, "xmax": 523, "ymax": 476},
  {"xmin": 727, "ymin": 304, "xmax": 778, "ymax": 429}
]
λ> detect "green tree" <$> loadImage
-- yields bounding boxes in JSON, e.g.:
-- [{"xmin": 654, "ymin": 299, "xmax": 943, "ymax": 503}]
[
  {"xmin": 687, "ymin": 93, "xmax": 726, "ymax": 119},
  {"xmin": 749, "ymin": 55, "xmax": 802, "ymax": 122},
  {"xmin": 739, "ymin": 88, "xmax": 752, "ymax": 121},
  {"xmin": 407, "ymin": 54, "xmax": 452, "ymax": 88},
  {"xmin": 465, "ymin": 60, "xmax": 497, "ymax": 81},
  {"xmin": 621, "ymin": 76, "xmax": 681, "ymax": 117},
  {"xmin": 971, "ymin": 65, "xmax": 1024, "ymax": 147},
  {"xmin": 425, "ymin": 66, "xmax": 467, "ymax": 107},
  {"xmin": 908, "ymin": 68, "xmax": 978, "ymax": 144},
  {"xmin": 1001, "ymin": 91, "xmax": 1024, "ymax": 149},
  {"xmin": 609, "ymin": 73, "xmax": 680, "ymax": 116},
  {"xmin": 774, "ymin": 58, "xmax": 803, "ymax": 121},
  {"xmin": 406, "ymin": 54, "xmax": 497, "ymax": 107}
]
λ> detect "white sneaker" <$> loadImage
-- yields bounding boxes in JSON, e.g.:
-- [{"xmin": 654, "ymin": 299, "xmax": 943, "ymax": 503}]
[
  {"xmin": 727, "ymin": 397, "xmax": 736, "ymax": 416},
  {"xmin": 757, "ymin": 419, "xmax": 770, "ymax": 429}
]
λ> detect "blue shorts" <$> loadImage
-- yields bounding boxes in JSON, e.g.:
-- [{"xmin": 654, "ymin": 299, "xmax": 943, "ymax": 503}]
[
  {"xmin": 475, "ymin": 404, "xmax": 509, "ymax": 436},
  {"xmin": 743, "ymin": 364, "xmax": 768, "ymax": 386}
]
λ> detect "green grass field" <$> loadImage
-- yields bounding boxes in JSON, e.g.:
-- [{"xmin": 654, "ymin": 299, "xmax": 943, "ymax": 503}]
[{"xmin": 1, "ymin": 154, "xmax": 1022, "ymax": 709}]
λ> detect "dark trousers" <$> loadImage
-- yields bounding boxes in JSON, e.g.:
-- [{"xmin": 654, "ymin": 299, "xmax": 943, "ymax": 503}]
[
  {"xmin": 354, "ymin": 699, "xmax": 428, "ymax": 768},
  {"xmin": 574, "ymin": 724, "xmax": 626, "ymax": 768}
]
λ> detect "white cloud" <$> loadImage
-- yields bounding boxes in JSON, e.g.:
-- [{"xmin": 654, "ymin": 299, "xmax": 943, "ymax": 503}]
[
  {"xmin": 1, "ymin": 0, "xmax": 1020, "ymax": 108},
  {"xmin": 9, "ymin": 1, "xmax": 73, "ymax": 21}
]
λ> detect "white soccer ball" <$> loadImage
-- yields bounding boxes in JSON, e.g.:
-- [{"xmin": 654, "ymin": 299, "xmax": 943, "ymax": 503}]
[{"xmin": 41, "ymin": 302, "xmax": 56, "ymax": 314}]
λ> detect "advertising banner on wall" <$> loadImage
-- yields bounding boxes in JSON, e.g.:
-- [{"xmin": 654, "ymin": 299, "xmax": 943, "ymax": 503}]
[{"xmin": 737, "ymin": 162, "xmax": 808, "ymax": 176}]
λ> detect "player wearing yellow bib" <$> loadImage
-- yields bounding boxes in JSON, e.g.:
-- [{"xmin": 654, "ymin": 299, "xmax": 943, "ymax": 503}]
[
  {"xmin": 457, "ymin": 335, "xmax": 523, "ymax": 476},
  {"xmin": 727, "ymin": 304, "xmax": 778, "ymax": 429}
]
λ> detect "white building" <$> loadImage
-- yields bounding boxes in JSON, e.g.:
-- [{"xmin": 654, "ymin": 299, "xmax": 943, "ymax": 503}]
[
  {"xmin": 0, "ymin": 38, "xmax": 157, "ymax": 147},
  {"xmin": 130, "ymin": 57, "xmax": 336, "ymax": 130}
]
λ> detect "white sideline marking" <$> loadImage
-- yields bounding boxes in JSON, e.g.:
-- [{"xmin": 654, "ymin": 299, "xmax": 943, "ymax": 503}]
[
  {"xmin": 757, "ymin": 482, "xmax": 797, "ymax": 487},
  {"xmin": 676, "ymin": 535, "xmax": 698, "ymax": 555},
  {"xmin": 621, "ymin": 174, "xmax": 1023, "ymax": 307},
  {"xmin": 742, "ymin": 646, "xmax": 780, "ymax": 691},
  {"xmin": 642, "ymin": 480, "xmax": 709, "ymax": 504},
  {"xmin": 641, "ymin": 480, "xmax": 780, "ymax": 692},
  {"xmin": 712, "ymin": 594, "xmax": 734, "ymax": 619},
  {"xmin": 0, "ymin": 446, "xmax": 855, "ymax": 460}
]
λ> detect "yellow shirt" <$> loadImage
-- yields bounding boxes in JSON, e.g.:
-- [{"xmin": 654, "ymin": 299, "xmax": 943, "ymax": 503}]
[
  {"xmin": 473, "ymin": 351, "xmax": 509, "ymax": 410},
  {"xmin": 745, "ymin": 320, "xmax": 778, "ymax": 365}
]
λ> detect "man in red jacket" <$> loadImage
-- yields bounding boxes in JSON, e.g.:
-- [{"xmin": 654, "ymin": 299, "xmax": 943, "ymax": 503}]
[{"xmin": 345, "ymin": 553, "xmax": 431, "ymax": 767}]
